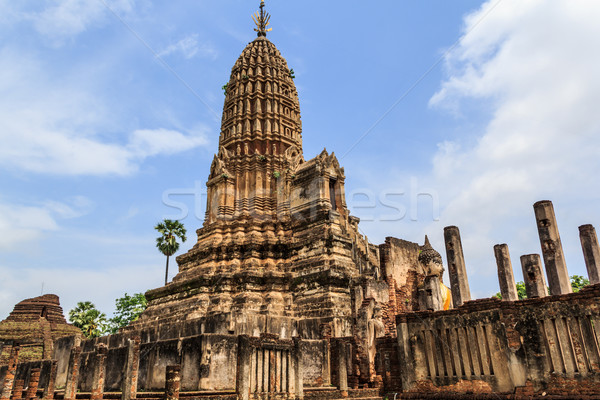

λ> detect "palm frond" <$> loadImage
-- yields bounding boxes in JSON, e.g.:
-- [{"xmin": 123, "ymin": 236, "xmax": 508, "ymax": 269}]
[{"xmin": 154, "ymin": 219, "xmax": 186, "ymax": 257}]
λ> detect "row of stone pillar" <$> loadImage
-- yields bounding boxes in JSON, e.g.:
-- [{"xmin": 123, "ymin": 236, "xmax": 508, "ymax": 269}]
[
  {"xmin": 495, "ymin": 201, "xmax": 600, "ymax": 300},
  {"xmin": 63, "ymin": 338, "xmax": 140, "ymax": 400},
  {"xmin": 63, "ymin": 344, "xmax": 107, "ymax": 400},
  {"xmin": 442, "ymin": 200, "xmax": 600, "ymax": 306},
  {"xmin": 236, "ymin": 336, "xmax": 304, "ymax": 400},
  {"xmin": 1, "ymin": 337, "xmax": 141, "ymax": 400}
]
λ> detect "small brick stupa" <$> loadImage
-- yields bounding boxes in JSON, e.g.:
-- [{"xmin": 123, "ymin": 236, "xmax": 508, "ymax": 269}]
[{"xmin": 0, "ymin": 294, "xmax": 80, "ymax": 364}]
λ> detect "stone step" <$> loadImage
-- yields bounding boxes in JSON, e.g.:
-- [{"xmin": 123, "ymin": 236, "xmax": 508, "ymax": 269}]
[
  {"xmin": 305, "ymin": 388, "xmax": 382, "ymax": 400},
  {"xmin": 331, "ymin": 398, "xmax": 383, "ymax": 400},
  {"xmin": 93, "ymin": 390, "xmax": 382, "ymax": 400},
  {"xmin": 135, "ymin": 392, "xmax": 237, "ymax": 400},
  {"xmin": 139, "ymin": 397, "xmax": 236, "ymax": 400}
]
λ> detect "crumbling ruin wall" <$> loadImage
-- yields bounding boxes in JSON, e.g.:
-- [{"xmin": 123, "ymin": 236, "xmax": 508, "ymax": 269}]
[
  {"xmin": 68, "ymin": 332, "xmax": 239, "ymax": 392},
  {"xmin": 379, "ymin": 237, "xmax": 425, "ymax": 331},
  {"xmin": 40, "ymin": 324, "xmax": 329, "ymax": 394},
  {"xmin": 300, "ymin": 339, "xmax": 330, "ymax": 387},
  {"xmin": 53, "ymin": 335, "xmax": 79, "ymax": 388},
  {"xmin": 391, "ymin": 284, "xmax": 600, "ymax": 397},
  {"xmin": 375, "ymin": 336, "xmax": 402, "ymax": 392},
  {"xmin": 14, "ymin": 360, "xmax": 54, "ymax": 391}
]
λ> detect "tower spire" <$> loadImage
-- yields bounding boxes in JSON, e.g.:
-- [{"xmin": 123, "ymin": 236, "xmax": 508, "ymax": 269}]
[{"xmin": 252, "ymin": 0, "xmax": 272, "ymax": 37}]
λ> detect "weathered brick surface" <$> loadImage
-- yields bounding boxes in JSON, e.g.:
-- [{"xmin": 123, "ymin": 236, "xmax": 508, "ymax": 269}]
[
  {"xmin": 9, "ymin": 380, "xmax": 23, "ymax": 400},
  {"xmin": 1, "ymin": 345, "xmax": 20, "ymax": 400},
  {"xmin": 375, "ymin": 337, "xmax": 402, "ymax": 392},
  {"xmin": 42, "ymin": 362, "xmax": 57, "ymax": 400},
  {"xmin": 24, "ymin": 368, "xmax": 40, "ymax": 400},
  {"xmin": 165, "ymin": 366, "xmax": 180, "ymax": 400},
  {"xmin": 379, "ymin": 237, "xmax": 428, "ymax": 335}
]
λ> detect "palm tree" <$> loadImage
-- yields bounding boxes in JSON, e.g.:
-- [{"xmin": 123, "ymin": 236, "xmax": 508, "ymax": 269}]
[
  {"xmin": 155, "ymin": 219, "xmax": 187, "ymax": 285},
  {"xmin": 68, "ymin": 301, "xmax": 107, "ymax": 338}
]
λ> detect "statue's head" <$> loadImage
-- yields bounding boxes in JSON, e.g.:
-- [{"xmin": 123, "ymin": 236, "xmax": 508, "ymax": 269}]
[
  {"xmin": 372, "ymin": 305, "xmax": 382, "ymax": 319},
  {"xmin": 418, "ymin": 235, "xmax": 444, "ymax": 277}
]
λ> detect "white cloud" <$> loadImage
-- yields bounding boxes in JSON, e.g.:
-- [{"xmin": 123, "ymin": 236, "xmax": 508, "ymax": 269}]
[
  {"xmin": 43, "ymin": 196, "xmax": 95, "ymax": 219},
  {"xmin": 0, "ymin": 204, "xmax": 59, "ymax": 250},
  {"xmin": 0, "ymin": 48, "xmax": 209, "ymax": 176},
  {"xmin": 0, "ymin": 116, "xmax": 208, "ymax": 177},
  {"xmin": 426, "ymin": 0, "xmax": 600, "ymax": 294},
  {"xmin": 32, "ymin": 0, "xmax": 136, "ymax": 44},
  {"xmin": 158, "ymin": 34, "xmax": 217, "ymax": 60},
  {"xmin": 128, "ymin": 128, "xmax": 208, "ymax": 158},
  {"xmin": 0, "ymin": 196, "xmax": 92, "ymax": 250}
]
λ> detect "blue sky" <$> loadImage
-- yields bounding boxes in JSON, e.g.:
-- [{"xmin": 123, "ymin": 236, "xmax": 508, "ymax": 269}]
[{"xmin": 2, "ymin": 0, "xmax": 600, "ymax": 320}]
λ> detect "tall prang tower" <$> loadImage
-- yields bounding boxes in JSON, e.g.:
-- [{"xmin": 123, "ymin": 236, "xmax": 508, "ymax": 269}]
[{"xmin": 130, "ymin": 2, "xmax": 386, "ymax": 367}]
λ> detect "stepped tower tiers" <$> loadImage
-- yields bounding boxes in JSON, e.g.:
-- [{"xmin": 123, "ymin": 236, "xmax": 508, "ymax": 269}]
[
  {"xmin": 128, "ymin": 2, "xmax": 385, "ymax": 342},
  {"xmin": 0, "ymin": 294, "xmax": 81, "ymax": 364}
]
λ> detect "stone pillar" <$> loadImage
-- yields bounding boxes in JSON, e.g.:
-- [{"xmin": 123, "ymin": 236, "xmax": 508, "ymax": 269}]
[
  {"xmin": 25, "ymin": 369, "xmax": 40, "ymax": 400},
  {"xmin": 293, "ymin": 338, "xmax": 303, "ymax": 400},
  {"xmin": 579, "ymin": 224, "xmax": 600, "ymax": 284},
  {"xmin": 43, "ymin": 362, "xmax": 58, "ymax": 400},
  {"xmin": 1, "ymin": 345, "xmax": 20, "ymax": 400},
  {"xmin": 121, "ymin": 337, "xmax": 140, "ymax": 400},
  {"xmin": 165, "ymin": 366, "xmax": 180, "ymax": 400},
  {"xmin": 287, "ymin": 348, "xmax": 295, "ymax": 397},
  {"xmin": 322, "ymin": 340, "xmax": 331, "ymax": 386},
  {"xmin": 494, "ymin": 244, "xmax": 519, "ymax": 301},
  {"xmin": 91, "ymin": 345, "xmax": 108, "ymax": 400},
  {"xmin": 41, "ymin": 322, "xmax": 53, "ymax": 361},
  {"xmin": 269, "ymin": 349, "xmax": 276, "ymax": 393},
  {"xmin": 235, "ymin": 336, "xmax": 251, "ymax": 400},
  {"xmin": 10, "ymin": 380, "xmax": 23, "ymax": 400},
  {"xmin": 521, "ymin": 254, "xmax": 547, "ymax": 298},
  {"xmin": 395, "ymin": 322, "xmax": 416, "ymax": 392},
  {"xmin": 444, "ymin": 226, "xmax": 472, "ymax": 306},
  {"xmin": 534, "ymin": 200, "xmax": 571, "ymax": 295},
  {"xmin": 64, "ymin": 346, "xmax": 81, "ymax": 400},
  {"xmin": 337, "ymin": 341, "xmax": 348, "ymax": 398}
]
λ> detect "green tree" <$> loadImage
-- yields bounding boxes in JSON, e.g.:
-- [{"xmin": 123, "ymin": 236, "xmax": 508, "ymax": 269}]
[
  {"xmin": 494, "ymin": 275, "xmax": 589, "ymax": 299},
  {"xmin": 68, "ymin": 301, "xmax": 107, "ymax": 339},
  {"xmin": 494, "ymin": 281, "xmax": 528, "ymax": 300},
  {"xmin": 106, "ymin": 293, "xmax": 148, "ymax": 334},
  {"xmin": 155, "ymin": 219, "xmax": 187, "ymax": 285},
  {"xmin": 571, "ymin": 275, "xmax": 590, "ymax": 292},
  {"xmin": 516, "ymin": 281, "xmax": 527, "ymax": 299}
]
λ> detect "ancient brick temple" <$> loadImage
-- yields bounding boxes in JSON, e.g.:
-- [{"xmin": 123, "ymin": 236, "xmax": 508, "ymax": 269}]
[
  {"xmin": 123, "ymin": 0, "xmax": 398, "ymax": 391},
  {"xmin": 2, "ymin": 2, "xmax": 600, "ymax": 400},
  {"xmin": 0, "ymin": 295, "xmax": 80, "ymax": 363}
]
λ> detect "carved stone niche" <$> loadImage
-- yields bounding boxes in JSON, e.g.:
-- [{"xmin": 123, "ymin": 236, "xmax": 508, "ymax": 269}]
[{"xmin": 289, "ymin": 149, "xmax": 346, "ymax": 223}]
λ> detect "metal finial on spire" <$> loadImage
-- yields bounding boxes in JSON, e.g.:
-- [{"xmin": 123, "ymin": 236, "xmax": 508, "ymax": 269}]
[{"xmin": 252, "ymin": 0, "xmax": 272, "ymax": 37}]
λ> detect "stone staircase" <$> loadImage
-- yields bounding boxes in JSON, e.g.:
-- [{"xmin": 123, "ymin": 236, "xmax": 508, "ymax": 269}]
[
  {"xmin": 305, "ymin": 387, "xmax": 383, "ymax": 400},
  {"xmin": 136, "ymin": 392, "xmax": 237, "ymax": 400},
  {"xmin": 80, "ymin": 388, "xmax": 383, "ymax": 400}
]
